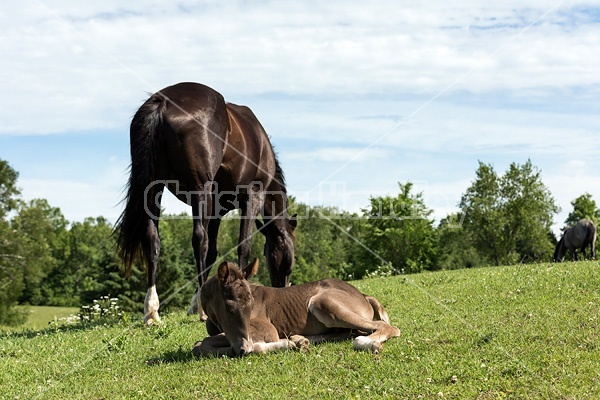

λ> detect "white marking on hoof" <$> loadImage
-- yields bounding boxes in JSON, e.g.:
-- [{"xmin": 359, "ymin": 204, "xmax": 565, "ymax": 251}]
[
  {"xmin": 353, "ymin": 336, "xmax": 383, "ymax": 353},
  {"xmin": 353, "ymin": 336, "xmax": 373, "ymax": 351},
  {"xmin": 144, "ymin": 285, "xmax": 160, "ymax": 325}
]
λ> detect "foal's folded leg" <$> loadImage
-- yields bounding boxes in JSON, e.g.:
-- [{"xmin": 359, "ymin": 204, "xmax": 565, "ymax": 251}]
[
  {"xmin": 192, "ymin": 333, "xmax": 234, "ymax": 357},
  {"xmin": 252, "ymin": 339, "xmax": 297, "ymax": 354}
]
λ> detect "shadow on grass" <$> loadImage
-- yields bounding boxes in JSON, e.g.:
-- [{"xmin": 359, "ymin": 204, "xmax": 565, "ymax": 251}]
[{"xmin": 147, "ymin": 346, "xmax": 197, "ymax": 365}]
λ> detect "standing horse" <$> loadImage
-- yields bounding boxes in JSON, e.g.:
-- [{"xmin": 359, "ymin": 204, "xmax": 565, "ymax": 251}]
[
  {"xmin": 554, "ymin": 219, "xmax": 597, "ymax": 262},
  {"xmin": 115, "ymin": 82, "xmax": 296, "ymax": 325}
]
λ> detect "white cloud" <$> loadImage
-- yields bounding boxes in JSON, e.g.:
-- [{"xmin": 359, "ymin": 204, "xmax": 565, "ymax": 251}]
[{"xmin": 1, "ymin": 1, "xmax": 599, "ymax": 135}]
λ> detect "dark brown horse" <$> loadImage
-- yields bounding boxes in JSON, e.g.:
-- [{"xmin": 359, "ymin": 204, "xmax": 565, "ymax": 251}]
[
  {"xmin": 554, "ymin": 219, "xmax": 597, "ymax": 262},
  {"xmin": 115, "ymin": 82, "xmax": 296, "ymax": 325}
]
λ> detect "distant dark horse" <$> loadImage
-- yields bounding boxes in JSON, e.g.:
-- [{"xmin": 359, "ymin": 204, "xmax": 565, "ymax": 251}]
[
  {"xmin": 115, "ymin": 82, "xmax": 296, "ymax": 325},
  {"xmin": 554, "ymin": 219, "xmax": 597, "ymax": 262}
]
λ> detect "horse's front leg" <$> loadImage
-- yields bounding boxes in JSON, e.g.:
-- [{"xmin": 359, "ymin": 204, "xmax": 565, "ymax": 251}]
[
  {"xmin": 188, "ymin": 213, "xmax": 222, "ymax": 318},
  {"xmin": 237, "ymin": 186, "xmax": 263, "ymax": 269}
]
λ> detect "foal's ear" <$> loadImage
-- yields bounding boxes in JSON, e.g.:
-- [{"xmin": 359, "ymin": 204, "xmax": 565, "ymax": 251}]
[
  {"xmin": 244, "ymin": 258, "xmax": 259, "ymax": 280},
  {"xmin": 217, "ymin": 261, "xmax": 230, "ymax": 285}
]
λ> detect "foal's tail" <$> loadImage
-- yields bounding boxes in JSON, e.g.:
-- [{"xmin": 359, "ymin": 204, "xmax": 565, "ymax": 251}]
[
  {"xmin": 365, "ymin": 296, "xmax": 391, "ymax": 324},
  {"xmin": 114, "ymin": 94, "xmax": 167, "ymax": 277}
]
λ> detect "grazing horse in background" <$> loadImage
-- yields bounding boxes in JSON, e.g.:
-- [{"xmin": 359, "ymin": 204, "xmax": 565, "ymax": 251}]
[
  {"xmin": 115, "ymin": 82, "xmax": 296, "ymax": 325},
  {"xmin": 193, "ymin": 260, "xmax": 401, "ymax": 357},
  {"xmin": 554, "ymin": 219, "xmax": 597, "ymax": 262}
]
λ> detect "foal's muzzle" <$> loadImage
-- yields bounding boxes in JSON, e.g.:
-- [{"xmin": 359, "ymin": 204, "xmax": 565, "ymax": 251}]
[{"xmin": 234, "ymin": 338, "xmax": 254, "ymax": 356}]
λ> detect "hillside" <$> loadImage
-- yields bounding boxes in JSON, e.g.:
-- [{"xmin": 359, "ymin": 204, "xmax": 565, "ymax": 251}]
[{"xmin": 1, "ymin": 261, "xmax": 599, "ymax": 399}]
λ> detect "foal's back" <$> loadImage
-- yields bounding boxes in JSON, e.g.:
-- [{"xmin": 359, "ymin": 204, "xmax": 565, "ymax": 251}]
[{"xmin": 250, "ymin": 279, "xmax": 374, "ymax": 337}]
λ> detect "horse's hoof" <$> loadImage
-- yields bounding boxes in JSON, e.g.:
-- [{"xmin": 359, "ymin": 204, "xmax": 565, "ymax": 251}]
[{"xmin": 144, "ymin": 314, "xmax": 162, "ymax": 326}]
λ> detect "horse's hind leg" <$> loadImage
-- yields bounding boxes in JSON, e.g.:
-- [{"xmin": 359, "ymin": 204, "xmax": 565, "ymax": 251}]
[{"xmin": 143, "ymin": 183, "xmax": 164, "ymax": 325}]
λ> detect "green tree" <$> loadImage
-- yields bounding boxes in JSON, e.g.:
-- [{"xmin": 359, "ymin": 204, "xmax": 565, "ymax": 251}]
[
  {"xmin": 287, "ymin": 203, "xmax": 353, "ymax": 284},
  {"xmin": 13, "ymin": 199, "xmax": 68, "ymax": 305},
  {"xmin": 358, "ymin": 182, "xmax": 437, "ymax": 276},
  {"xmin": 459, "ymin": 162, "xmax": 509, "ymax": 265},
  {"xmin": 0, "ymin": 159, "xmax": 21, "ymax": 218},
  {"xmin": 501, "ymin": 161, "xmax": 558, "ymax": 261},
  {"xmin": 565, "ymin": 193, "xmax": 599, "ymax": 227},
  {"xmin": 436, "ymin": 213, "xmax": 483, "ymax": 270},
  {"xmin": 459, "ymin": 160, "xmax": 559, "ymax": 265},
  {"xmin": 0, "ymin": 160, "xmax": 27, "ymax": 325}
]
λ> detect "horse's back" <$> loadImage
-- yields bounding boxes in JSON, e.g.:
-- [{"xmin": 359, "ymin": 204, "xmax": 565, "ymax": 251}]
[
  {"xmin": 219, "ymin": 102, "xmax": 277, "ymax": 187},
  {"xmin": 564, "ymin": 219, "xmax": 597, "ymax": 249},
  {"xmin": 152, "ymin": 83, "xmax": 229, "ymax": 187}
]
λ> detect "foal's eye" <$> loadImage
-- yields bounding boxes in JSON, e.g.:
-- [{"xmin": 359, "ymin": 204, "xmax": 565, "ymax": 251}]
[{"xmin": 225, "ymin": 300, "xmax": 237, "ymax": 314}]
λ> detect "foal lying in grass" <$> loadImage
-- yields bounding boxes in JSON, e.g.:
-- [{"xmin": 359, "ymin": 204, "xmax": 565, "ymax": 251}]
[{"xmin": 193, "ymin": 260, "xmax": 400, "ymax": 357}]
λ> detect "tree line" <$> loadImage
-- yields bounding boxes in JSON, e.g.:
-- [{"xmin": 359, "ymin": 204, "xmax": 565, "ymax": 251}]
[{"xmin": 1, "ymin": 158, "xmax": 598, "ymax": 326}]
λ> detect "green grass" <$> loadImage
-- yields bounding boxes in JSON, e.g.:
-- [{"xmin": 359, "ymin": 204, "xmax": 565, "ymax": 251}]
[
  {"xmin": 0, "ymin": 306, "xmax": 79, "ymax": 332},
  {"xmin": 1, "ymin": 261, "xmax": 599, "ymax": 399}
]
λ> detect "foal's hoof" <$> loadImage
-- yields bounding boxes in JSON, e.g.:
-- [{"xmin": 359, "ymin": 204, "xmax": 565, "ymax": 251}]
[
  {"xmin": 353, "ymin": 336, "xmax": 382, "ymax": 353},
  {"xmin": 192, "ymin": 341, "xmax": 203, "ymax": 357},
  {"xmin": 370, "ymin": 341, "xmax": 382, "ymax": 354},
  {"xmin": 290, "ymin": 335, "xmax": 310, "ymax": 351}
]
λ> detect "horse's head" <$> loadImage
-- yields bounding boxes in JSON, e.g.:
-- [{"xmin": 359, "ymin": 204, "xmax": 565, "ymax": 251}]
[
  {"xmin": 200, "ymin": 259, "xmax": 259, "ymax": 356},
  {"xmin": 256, "ymin": 214, "xmax": 297, "ymax": 287}
]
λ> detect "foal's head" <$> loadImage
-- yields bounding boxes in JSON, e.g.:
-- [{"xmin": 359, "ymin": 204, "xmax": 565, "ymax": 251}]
[{"xmin": 201, "ymin": 259, "xmax": 259, "ymax": 356}]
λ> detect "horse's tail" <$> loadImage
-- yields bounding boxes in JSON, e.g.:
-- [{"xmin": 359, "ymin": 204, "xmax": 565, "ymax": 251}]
[
  {"xmin": 365, "ymin": 295, "xmax": 390, "ymax": 324},
  {"xmin": 585, "ymin": 222, "xmax": 597, "ymax": 258},
  {"xmin": 553, "ymin": 236, "xmax": 564, "ymax": 262},
  {"xmin": 114, "ymin": 94, "xmax": 167, "ymax": 277}
]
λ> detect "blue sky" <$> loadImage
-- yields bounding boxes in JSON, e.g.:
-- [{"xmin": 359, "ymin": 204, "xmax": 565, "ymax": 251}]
[{"xmin": 1, "ymin": 1, "xmax": 600, "ymax": 234}]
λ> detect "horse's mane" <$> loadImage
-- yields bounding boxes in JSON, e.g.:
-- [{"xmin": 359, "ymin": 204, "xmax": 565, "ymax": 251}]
[{"xmin": 274, "ymin": 155, "xmax": 287, "ymax": 194}]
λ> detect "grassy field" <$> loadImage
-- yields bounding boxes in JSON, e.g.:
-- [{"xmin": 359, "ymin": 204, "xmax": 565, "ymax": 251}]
[
  {"xmin": 0, "ymin": 306, "xmax": 80, "ymax": 332},
  {"xmin": 1, "ymin": 261, "xmax": 599, "ymax": 399}
]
